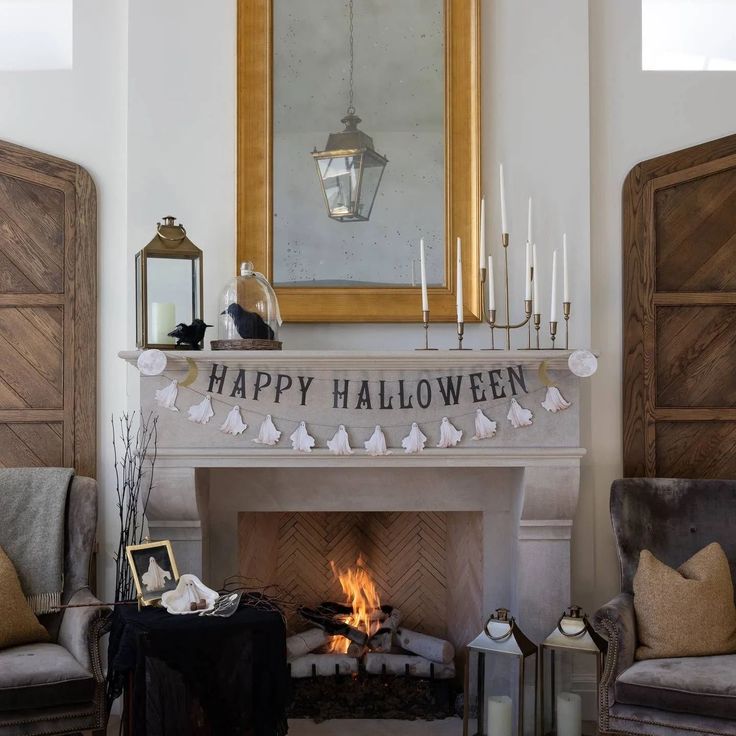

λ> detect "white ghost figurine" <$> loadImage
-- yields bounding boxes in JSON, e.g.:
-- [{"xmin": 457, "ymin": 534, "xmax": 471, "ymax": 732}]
[
  {"xmin": 436, "ymin": 417, "xmax": 463, "ymax": 448},
  {"xmin": 219, "ymin": 405, "xmax": 248, "ymax": 435},
  {"xmin": 364, "ymin": 425, "xmax": 392, "ymax": 456},
  {"xmin": 542, "ymin": 386, "xmax": 571, "ymax": 413},
  {"xmin": 155, "ymin": 379, "xmax": 179, "ymax": 412},
  {"xmin": 327, "ymin": 425, "xmax": 353, "ymax": 455},
  {"xmin": 254, "ymin": 414, "xmax": 281, "ymax": 445},
  {"xmin": 401, "ymin": 422, "xmax": 427, "ymax": 454},
  {"xmin": 161, "ymin": 574, "xmax": 219, "ymax": 615},
  {"xmin": 472, "ymin": 408, "xmax": 497, "ymax": 440},
  {"xmin": 187, "ymin": 394, "xmax": 214, "ymax": 424},
  {"xmin": 507, "ymin": 398, "xmax": 533, "ymax": 428},
  {"xmin": 290, "ymin": 421, "xmax": 315, "ymax": 453},
  {"xmin": 141, "ymin": 556, "xmax": 172, "ymax": 593}
]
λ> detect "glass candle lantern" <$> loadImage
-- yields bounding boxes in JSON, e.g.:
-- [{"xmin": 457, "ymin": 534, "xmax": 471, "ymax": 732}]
[
  {"xmin": 540, "ymin": 606, "xmax": 607, "ymax": 736},
  {"xmin": 213, "ymin": 261, "xmax": 282, "ymax": 350},
  {"xmin": 463, "ymin": 608, "xmax": 538, "ymax": 736},
  {"xmin": 135, "ymin": 216, "xmax": 203, "ymax": 349}
]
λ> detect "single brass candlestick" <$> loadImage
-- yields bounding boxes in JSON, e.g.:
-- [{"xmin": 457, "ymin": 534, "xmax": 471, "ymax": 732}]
[
  {"xmin": 415, "ymin": 310, "xmax": 437, "ymax": 351},
  {"xmin": 563, "ymin": 301, "xmax": 571, "ymax": 350},
  {"xmin": 534, "ymin": 313, "xmax": 541, "ymax": 349},
  {"xmin": 550, "ymin": 320, "xmax": 558, "ymax": 350},
  {"xmin": 451, "ymin": 321, "xmax": 467, "ymax": 350}
]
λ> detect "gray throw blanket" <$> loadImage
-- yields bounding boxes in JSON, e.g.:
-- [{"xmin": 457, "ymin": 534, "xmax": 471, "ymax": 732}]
[{"xmin": 0, "ymin": 467, "xmax": 73, "ymax": 614}]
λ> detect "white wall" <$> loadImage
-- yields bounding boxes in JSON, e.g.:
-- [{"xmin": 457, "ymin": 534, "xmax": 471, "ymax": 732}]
[{"xmin": 0, "ymin": 0, "xmax": 129, "ymax": 601}]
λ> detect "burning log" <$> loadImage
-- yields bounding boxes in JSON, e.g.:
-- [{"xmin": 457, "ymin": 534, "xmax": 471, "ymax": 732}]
[
  {"xmin": 367, "ymin": 607, "xmax": 402, "ymax": 652},
  {"xmin": 289, "ymin": 653, "xmax": 358, "ymax": 678},
  {"xmin": 298, "ymin": 606, "xmax": 368, "ymax": 646},
  {"xmin": 363, "ymin": 653, "xmax": 455, "ymax": 680},
  {"xmin": 395, "ymin": 628, "xmax": 455, "ymax": 664},
  {"xmin": 286, "ymin": 628, "xmax": 330, "ymax": 659}
]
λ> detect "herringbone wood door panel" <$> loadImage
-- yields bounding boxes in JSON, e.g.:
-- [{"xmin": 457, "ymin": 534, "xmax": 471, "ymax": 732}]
[{"xmin": 0, "ymin": 141, "xmax": 96, "ymax": 475}]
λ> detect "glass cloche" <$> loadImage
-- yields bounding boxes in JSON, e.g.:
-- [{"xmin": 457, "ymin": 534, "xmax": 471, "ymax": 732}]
[{"xmin": 213, "ymin": 261, "xmax": 282, "ymax": 350}]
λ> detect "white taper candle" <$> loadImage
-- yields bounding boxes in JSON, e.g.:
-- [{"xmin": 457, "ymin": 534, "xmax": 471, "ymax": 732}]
[
  {"xmin": 563, "ymin": 232, "xmax": 569, "ymax": 303},
  {"xmin": 499, "ymin": 164, "xmax": 507, "ymax": 235},
  {"xmin": 419, "ymin": 238, "xmax": 428, "ymax": 312},
  {"xmin": 550, "ymin": 249, "xmax": 558, "ymax": 322},
  {"xmin": 456, "ymin": 237, "xmax": 464, "ymax": 323},
  {"xmin": 488, "ymin": 255, "xmax": 495, "ymax": 311},
  {"xmin": 525, "ymin": 241, "xmax": 531, "ymax": 301}
]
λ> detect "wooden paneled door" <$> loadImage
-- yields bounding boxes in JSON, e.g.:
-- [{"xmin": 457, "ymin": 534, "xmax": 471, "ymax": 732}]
[
  {"xmin": 624, "ymin": 133, "xmax": 736, "ymax": 478},
  {"xmin": 0, "ymin": 141, "xmax": 96, "ymax": 476}
]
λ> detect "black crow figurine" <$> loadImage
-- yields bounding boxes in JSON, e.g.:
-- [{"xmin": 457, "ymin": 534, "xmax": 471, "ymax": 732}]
[
  {"xmin": 167, "ymin": 319, "xmax": 212, "ymax": 350},
  {"xmin": 222, "ymin": 303, "xmax": 275, "ymax": 340}
]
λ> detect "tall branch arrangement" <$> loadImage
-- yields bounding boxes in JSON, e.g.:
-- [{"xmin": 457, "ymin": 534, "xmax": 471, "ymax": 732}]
[{"xmin": 111, "ymin": 412, "xmax": 158, "ymax": 602}]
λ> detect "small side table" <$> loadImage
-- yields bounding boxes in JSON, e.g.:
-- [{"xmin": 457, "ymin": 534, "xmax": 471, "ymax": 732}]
[{"xmin": 107, "ymin": 604, "xmax": 290, "ymax": 736}]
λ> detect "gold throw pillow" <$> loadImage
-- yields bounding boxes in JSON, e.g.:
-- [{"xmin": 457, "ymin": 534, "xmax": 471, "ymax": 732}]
[
  {"xmin": 0, "ymin": 544, "xmax": 50, "ymax": 650},
  {"xmin": 634, "ymin": 542, "xmax": 736, "ymax": 660}
]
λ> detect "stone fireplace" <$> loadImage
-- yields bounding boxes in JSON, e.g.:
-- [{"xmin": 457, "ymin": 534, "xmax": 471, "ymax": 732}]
[{"xmin": 122, "ymin": 349, "xmax": 585, "ymax": 728}]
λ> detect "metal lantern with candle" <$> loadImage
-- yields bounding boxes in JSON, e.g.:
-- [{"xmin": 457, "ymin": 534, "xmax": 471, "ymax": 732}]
[
  {"xmin": 463, "ymin": 608, "xmax": 538, "ymax": 736},
  {"xmin": 540, "ymin": 606, "xmax": 607, "ymax": 736},
  {"xmin": 135, "ymin": 216, "xmax": 203, "ymax": 349}
]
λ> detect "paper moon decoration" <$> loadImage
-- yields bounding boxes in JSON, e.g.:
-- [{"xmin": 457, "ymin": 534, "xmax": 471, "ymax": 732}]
[
  {"xmin": 179, "ymin": 357, "xmax": 199, "ymax": 387},
  {"xmin": 537, "ymin": 360, "xmax": 555, "ymax": 388},
  {"xmin": 568, "ymin": 349, "xmax": 598, "ymax": 377},
  {"xmin": 137, "ymin": 349, "xmax": 167, "ymax": 376}
]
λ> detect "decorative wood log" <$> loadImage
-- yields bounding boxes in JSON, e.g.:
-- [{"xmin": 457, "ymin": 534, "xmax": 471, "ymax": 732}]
[
  {"xmin": 289, "ymin": 653, "xmax": 359, "ymax": 678},
  {"xmin": 286, "ymin": 628, "xmax": 330, "ymax": 659},
  {"xmin": 298, "ymin": 606, "xmax": 368, "ymax": 646},
  {"xmin": 368, "ymin": 607, "xmax": 402, "ymax": 652},
  {"xmin": 395, "ymin": 628, "xmax": 455, "ymax": 664},
  {"xmin": 363, "ymin": 653, "xmax": 455, "ymax": 680},
  {"xmin": 346, "ymin": 642, "xmax": 365, "ymax": 658}
]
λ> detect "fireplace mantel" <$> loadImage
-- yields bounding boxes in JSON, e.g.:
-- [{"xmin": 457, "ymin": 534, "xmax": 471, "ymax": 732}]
[{"xmin": 121, "ymin": 349, "xmax": 587, "ymax": 643}]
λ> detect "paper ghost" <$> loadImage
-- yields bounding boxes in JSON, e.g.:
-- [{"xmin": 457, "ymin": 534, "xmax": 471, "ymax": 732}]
[
  {"xmin": 401, "ymin": 422, "xmax": 427, "ymax": 454},
  {"xmin": 364, "ymin": 425, "xmax": 391, "ymax": 456},
  {"xmin": 436, "ymin": 417, "xmax": 463, "ymax": 448},
  {"xmin": 155, "ymin": 379, "xmax": 179, "ymax": 412},
  {"xmin": 254, "ymin": 414, "xmax": 281, "ymax": 445},
  {"xmin": 187, "ymin": 394, "xmax": 214, "ymax": 424},
  {"xmin": 472, "ymin": 408, "xmax": 497, "ymax": 440},
  {"xmin": 161, "ymin": 574, "xmax": 219, "ymax": 615},
  {"xmin": 541, "ymin": 386, "xmax": 571, "ymax": 413},
  {"xmin": 507, "ymin": 398, "xmax": 533, "ymax": 428},
  {"xmin": 219, "ymin": 405, "xmax": 248, "ymax": 435},
  {"xmin": 290, "ymin": 421, "xmax": 315, "ymax": 453},
  {"xmin": 327, "ymin": 425, "xmax": 353, "ymax": 455}
]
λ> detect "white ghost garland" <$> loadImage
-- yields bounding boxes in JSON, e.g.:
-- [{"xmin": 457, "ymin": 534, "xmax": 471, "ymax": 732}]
[
  {"xmin": 327, "ymin": 425, "xmax": 353, "ymax": 455},
  {"xmin": 507, "ymin": 398, "xmax": 533, "ymax": 428},
  {"xmin": 290, "ymin": 421, "xmax": 315, "ymax": 453},
  {"xmin": 161, "ymin": 574, "xmax": 219, "ymax": 615},
  {"xmin": 364, "ymin": 425, "xmax": 391, "ymax": 456},
  {"xmin": 187, "ymin": 394, "xmax": 214, "ymax": 424},
  {"xmin": 254, "ymin": 414, "xmax": 281, "ymax": 445},
  {"xmin": 472, "ymin": 408, "xmax": 497, "ymax": 440},
  {"xmin": 436, "ymin": 417, "xmax": 463, "ymax": 448},
  {"xmin": 155, "ymin": 379, "xmax": 179, "ymax": 412},
  {"xmin": 219, "ymin": 405, "xmax": 248, "ymax": 435},
  {"xmin": 401, "ymin": 422, "xmax": 427, "ymax": 454},
  {"xmin": 541, "ymin": 386, "xmax": 571, "ymax": 413}
]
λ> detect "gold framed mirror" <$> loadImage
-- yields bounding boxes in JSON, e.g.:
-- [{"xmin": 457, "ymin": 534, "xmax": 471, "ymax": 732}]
[{"xmin": 237, "ymin": 0, "xmax": 480, "ymax": 322}]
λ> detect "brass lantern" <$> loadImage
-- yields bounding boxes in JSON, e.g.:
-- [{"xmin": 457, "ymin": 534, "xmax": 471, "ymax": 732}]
[
  {"xmin": 135, "ymin": 216, "xmax": 203, "ymax": 349},
  {"xmin": 463, "ymin": 608, "xmax": 538, "ymax": 736},
  {"xmin": 311, "ymin": 0, "xmax": 387, "ymax": 222},
  {"xmin": 540, "ymin": 606, "xmax": 607, "ymax": 736}
]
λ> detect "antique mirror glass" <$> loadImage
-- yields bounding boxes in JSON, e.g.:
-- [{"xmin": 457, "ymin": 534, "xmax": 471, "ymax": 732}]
[{"xmin": 238, "ymin": 0, "xmax": 480, "ymax": 322}]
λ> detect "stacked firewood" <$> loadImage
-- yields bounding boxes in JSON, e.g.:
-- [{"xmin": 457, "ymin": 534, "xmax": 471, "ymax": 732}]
[{"xmin": 286, "ymin": 603, "xmax": 456, "ymax": 680}]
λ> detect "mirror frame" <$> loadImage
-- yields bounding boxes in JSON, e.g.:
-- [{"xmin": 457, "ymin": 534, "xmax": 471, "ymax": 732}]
[{"xmin": 237, "ymin": 0, "xmax": 481, "ymax": 322}]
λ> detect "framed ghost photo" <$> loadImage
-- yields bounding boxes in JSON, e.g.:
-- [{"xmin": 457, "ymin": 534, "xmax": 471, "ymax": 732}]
[{"xmin": 126, "ymin": 540, "xmax": 180, "ymax": 606}]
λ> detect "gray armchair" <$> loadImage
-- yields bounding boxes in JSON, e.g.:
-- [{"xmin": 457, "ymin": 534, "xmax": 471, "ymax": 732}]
[
  {"xmin": 594, "ymin": 478, "xmax": 736, "ymax": 736},
  {"xmin": 0, "ymin": 475, "xmax": 110, "ymax": 736}
]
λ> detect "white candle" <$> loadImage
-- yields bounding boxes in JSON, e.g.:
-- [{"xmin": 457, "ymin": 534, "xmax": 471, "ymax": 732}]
[
  {"xmin": 556, "ymin": 692, "xmax": 582, "ymax": 736},
  {"xmin": 487, "ymin": 694, "xmax": 513, "ymax": 736},
  {"xmin": 499, "ymin": 164, "xmax": 507, "ymax": 235},
  {"xmin": 527, "ymin": 196, "xmax": 533, "ymax": 245},
  {"xmin": 563, "ymin": 232, "xmax": 569, "ymax": 303},
  {"xmin": 151, "ymin": 302, "xmax": 176, "ymax": 344},
  {"xmin": 550, "ymin": 249, "xmax": 558, "ymax": 322},
  {"xmin": 525, "ymin": 241, "xmax": 531, "ymax": 301},
  {"xmin": 419, "ymin": 238, "xmax": 429, "ymax": 312},
  {"xmin": 456, "ymin": 237, "xmax": 464, "ymax": 323},
  {"xmin": 533, "ymin": 244, "xmax": 539, "ymax": 313},
  {"xmin": 480, "ymin": 197, "xmax": 487, "ymax": 266},
  {"xmin": 488, "ymin": 255, "xmax": 495, "ymax": 311}
]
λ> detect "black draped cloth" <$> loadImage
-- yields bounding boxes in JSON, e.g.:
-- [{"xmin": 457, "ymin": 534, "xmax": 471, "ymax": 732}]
[{"xmin": 107, "ymin": 604, "xmax": 290, "ymax": 736}]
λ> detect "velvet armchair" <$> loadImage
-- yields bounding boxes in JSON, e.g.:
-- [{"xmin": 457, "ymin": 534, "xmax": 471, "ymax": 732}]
[
  {"xmin": 594, "ymin": 478, "xmax": 736, "ymax": 736},
  {"xmin": 0, "ymin": 475, "xmax": 110, "ymax": 736}
]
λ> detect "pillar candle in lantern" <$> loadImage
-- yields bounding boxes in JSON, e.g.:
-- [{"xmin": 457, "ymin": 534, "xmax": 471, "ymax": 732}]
[
  {"xmin": 151, "ymin": 302, "xmax": 176, "ymax": 345},
  {"xmin": 556, "ymin": 692, "xmax": 582, "ymax": 736},
  {"xmin": 487, "ymin": 695, "xmax": 513, "ymax": 736}
]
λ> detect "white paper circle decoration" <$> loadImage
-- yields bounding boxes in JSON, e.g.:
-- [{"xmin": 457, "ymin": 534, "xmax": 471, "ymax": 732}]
[
  {"xmin": 137, "ymin": 349, "xmax": 168, "ymax": 376},
  {"xmin": 568, "ymin": 349, "xmax": 598, "ymax": 378}
]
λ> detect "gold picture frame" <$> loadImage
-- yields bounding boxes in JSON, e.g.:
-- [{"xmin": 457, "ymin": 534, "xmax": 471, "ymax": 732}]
[
  {"xmin": 126, "ymin": 540, "xmax": 180, "ymax": 607},
  {"xmin": 237, "ymin": 0, "xmax": 481, "ymax": 322}
]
